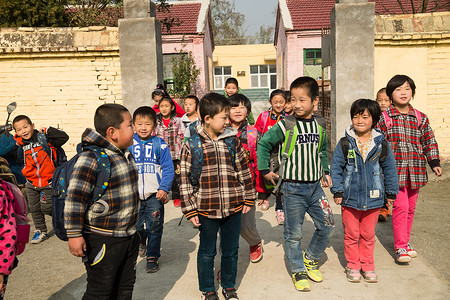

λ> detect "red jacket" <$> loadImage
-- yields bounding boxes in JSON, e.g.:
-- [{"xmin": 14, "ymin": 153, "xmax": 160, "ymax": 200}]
[{"xmin": 14, "ymin": 127, "xmax": 69, "ymax": 187}]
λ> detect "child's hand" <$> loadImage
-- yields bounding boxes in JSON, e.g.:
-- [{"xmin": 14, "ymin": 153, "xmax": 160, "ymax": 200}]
[
  {"xmin": 189, "ymin": 216, "xmax": 201, "ymax": 227},
  {"xmin": 0, "ymin": 274, "xmax": 3, "ymax": 289},
  {"xmin": 334, "ymin": 197, "xmax": 342, "ymax": 205},
  {"xmin": 156, "ymin": 190, "xmax": 168, "ymax": 203},
  {"xmin": 263, "ymin": 171, "xmax": 279, "ymax": 186},
  {"xmin": 39, "ymin": 127, "xmax": 47, "ymax": 133},
  {"xmin": 68, "ymin": 236, "xmax": 86, "ymax": 257},
  {"xmin": 433, "ymin": 166, "xmax": 442, "ymax": 177},
  {"xmin": 321, "ymin": 175, "xmax": 332, "ymax": 187},
  {"xmin": 387, "ymin": 199, "xmax": 395, "ymax": 207},
  {"xmin": 242, "ymin": 205, "xmax": 251, "ymax": 214}
]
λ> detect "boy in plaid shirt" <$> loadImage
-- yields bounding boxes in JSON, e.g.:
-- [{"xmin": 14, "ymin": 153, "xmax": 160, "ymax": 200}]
[{"xmin": 179, "ymin": 93, "xmax": 256, "ymax": 300}]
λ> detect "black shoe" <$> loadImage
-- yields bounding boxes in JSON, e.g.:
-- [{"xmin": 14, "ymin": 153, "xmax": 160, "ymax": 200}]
[
  {"xmin": 201, "ymin": 291, "xmax": 219, "ymax": 300},
  {"xmin": 222, "ymin": 288, "xmax": 239, "ymax": 300},
  {"xmin": 146, "ymin": 257, "xmax": 159, "ymax": 273}
]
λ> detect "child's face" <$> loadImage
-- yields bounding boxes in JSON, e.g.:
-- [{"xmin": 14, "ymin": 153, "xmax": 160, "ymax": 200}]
[
  {"xmin": 205, "ymin": 108, "xmax": 229, "ymax": 137},
  {"xmin": 376, "ymin": 91, "xmax": 391, "ymax": 112},
  {"xmin": 391, "ymin": 81, "xmax": 412, "ymax": 107},
  {"xmin": 153, "ymin": 95, "xmax": 163, "ymax": 106},
  {"xmin": 184, "ymin": 98, "xmax": 197, "ymax": 116},
  {"xmin": 14, "ymin": 119, "xmax": 35, "ymax": 140},
  {"xmin": 290, "ymin": 87, "xmax": 318, "ymax": 119},
  {"xmin": 225, "ymin": 83, "xmax": 238, "ymax": 97},
  {"xmin": 284, "ymin": 101, "xmax": 293, "ymax": 114},
  {"xmin": 270, "ymin": 95, "xmax": 286, "ymax": 115},
  {"xmin": 159, "ymin": 100, "xmax": 173, "ymax": 118},
  {"xmin": 229, "ymin": 103, "xmax": 248, "ymax": 126},
  {"xmin": 112, "ymin": 112, "xmax": 134, "ymax": 149},
  {"xmin": 352, "ymin": 109, "xmax": 373, "ymax": 136},
  {"xmin": 133, "ymin": 115, "xmax": 155, "ymax": 141}
]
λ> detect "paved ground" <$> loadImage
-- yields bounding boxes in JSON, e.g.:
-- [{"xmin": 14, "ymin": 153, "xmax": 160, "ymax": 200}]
[{"xmin": 6, "ymin": 165, "xmax": 450, "ymax": 300}]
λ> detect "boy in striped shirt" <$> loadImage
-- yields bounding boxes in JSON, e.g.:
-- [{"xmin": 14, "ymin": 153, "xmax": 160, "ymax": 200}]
[{"xmin": 257, "ymin": 76, "xmax": 334, "ymax": 292}]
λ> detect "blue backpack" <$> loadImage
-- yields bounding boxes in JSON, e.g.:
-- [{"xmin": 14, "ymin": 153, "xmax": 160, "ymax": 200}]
[
  {"xmin": 52, "ymin": 145, "xmax": 110, "ymax": 241},
  {"xmin": 188, "ymin": 133, "xmax": 237, "ymax": 193},
  {"xmin": 36, "ymin": 132, "xmax": 67, "ymax": 167}
]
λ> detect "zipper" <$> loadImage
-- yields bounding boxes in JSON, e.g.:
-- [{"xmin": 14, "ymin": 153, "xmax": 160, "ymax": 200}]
[
  {"xmin": 213, "ymin": 140, "xmax": 225, "ymax": 218},
  {"xmin": 31, "ymin": 146, "xmax": 42, "ymax": 187}
]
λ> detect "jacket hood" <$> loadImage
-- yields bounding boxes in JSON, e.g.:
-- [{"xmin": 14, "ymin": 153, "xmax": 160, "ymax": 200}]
[
  {"xmin": 199, "ymin": 126, "xmax": 237, "ymax": 142},
  {"xmin": 81, "ymin": 128, "xmax": 124, "ymax": 154},
  {"xmin": 345, "ymin": 126, "xmax": 384, "ymax": 148}
]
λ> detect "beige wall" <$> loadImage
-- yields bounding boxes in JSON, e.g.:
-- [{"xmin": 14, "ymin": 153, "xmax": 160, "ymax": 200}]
[
  {"xmin": 0, "ymin": 51, "xmax": 122, "ymax": 158},
  {"xmin": 374, "ymin": 12, "xmax": 450, "ymax": 159},
  {"xmin": 213, "ymin": 44, "xmax": 276, "ymax": 89}
]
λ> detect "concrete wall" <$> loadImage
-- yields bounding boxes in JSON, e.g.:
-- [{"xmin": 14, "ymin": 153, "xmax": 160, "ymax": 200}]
[
  {"xmin": 212, "ymin": 44, "xmax": 276, "ymax": 90},
  {"xmin": 374, "ymin": 12, "xmax": 450, "ymax": 159}
]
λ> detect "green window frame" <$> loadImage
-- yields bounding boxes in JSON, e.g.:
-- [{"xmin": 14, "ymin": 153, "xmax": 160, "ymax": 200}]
[{"xmin": 304, "ymin": 49, "xmax": 322, "ymax": 66}]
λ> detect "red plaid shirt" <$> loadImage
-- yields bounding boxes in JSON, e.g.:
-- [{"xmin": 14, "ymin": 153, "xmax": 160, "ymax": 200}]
[
  {"xmin": 156, "ymin": 115, "xmax": 184, "ymax": 160},
  {"xmin": 376, "ymin": 105, "xmax": 440, "ymax": 189}
]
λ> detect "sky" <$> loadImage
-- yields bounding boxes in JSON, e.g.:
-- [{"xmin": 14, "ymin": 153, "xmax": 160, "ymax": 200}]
[{"xmin": 233, "ymin": 0, "xmax": 278, "ymax": 36}]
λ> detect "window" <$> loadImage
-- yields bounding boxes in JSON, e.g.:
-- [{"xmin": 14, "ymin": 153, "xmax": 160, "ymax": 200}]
[
  {"xmin": 250, "ymin": 64, "xmax": 276, "ymax": 89},
  {"xmin": 304, "ymin": 49, "xmax": 321, "ymax": 65},
  {"xmin": 163, "ymin": 53, "xmax": 186, "ymax": 90},
  {"xmin": 214, "ymin": 66, "xmax": 232, "ymax": 89}
]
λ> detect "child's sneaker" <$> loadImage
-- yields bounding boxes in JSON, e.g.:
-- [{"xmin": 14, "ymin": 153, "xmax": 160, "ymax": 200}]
[
  {"xmin": 345, "ymin": 267, "xmax": 361, "ymax": 283},
  {"xmin": 303, "ymin": 252, "xmax": 323, "ymax": 282},
  {"xmin": 276, "ymin": 209, "xmax": 285, "ymax": 225},
  {"xmin": 407, "ymin": 243, "xmax": 417, "ymax": 258},
  {"xmin": 222, "ymin": 288, "xmax": 239, "ymax": 300},
  {"xmin": 361, "ymin": 270, "xmax": 378, "ymax": 283},
  {"xmin": 173, "ymin": 199, "xmax": 181, "ymax": 207},
  {"xmin": 249, "ymin": 241, "xmax": 263, "ymax": 263},
  {"xmin": 31, "ymin": 230, "xmax": 47, "ymax": 244},
  {"xmin": 146, "ymin": 257, "xmax": 159, "ymax": 273},
  {"xmin": 259, "ymin": 199, "xmax": 269, "ymax": 211},
  {"xmin": 139, "ymin": 243, "xmax": 146, "ymax": 257},
  {"xmin": 291, "ymin": 271, "xmax": 310, "ymax": 291},
  {"xmin": 201, "ymin": 291, "xmax": 219, "ymax": 300},
  {"xmin": 395, "ymin": 248, "xmax": 412, "ymax": 263}
]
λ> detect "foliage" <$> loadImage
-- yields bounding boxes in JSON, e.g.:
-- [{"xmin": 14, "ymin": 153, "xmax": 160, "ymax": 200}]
[
  {"xmin": 0, "ymin": 0, "xmax": 68, "ymax": 27},
  {"xmin": 248, "ymin": 25, "xmax": 274, "ymax": 44},
  {"xmin": 378, "ymin": 0, "xmax": 450, "ymax": 14},
  {"xmin": 210, "ymin": 0, "xmax": 246, "ymax": 45},
  {"xmin": 66, "ymin": 1, "xmax": 123, "ymax": 27},
  {"xmin": 156, "ymin": 0, "xmax": 182, "ymax": 33},
  {"xmin": 170, "ymin": 48, "xmax": 200, "ymax": 98}
]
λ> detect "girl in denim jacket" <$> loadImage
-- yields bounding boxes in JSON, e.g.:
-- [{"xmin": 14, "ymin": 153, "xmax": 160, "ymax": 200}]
[{"xmin": 330, "ymin": 99, "xmax": 399, "ymax": 283}]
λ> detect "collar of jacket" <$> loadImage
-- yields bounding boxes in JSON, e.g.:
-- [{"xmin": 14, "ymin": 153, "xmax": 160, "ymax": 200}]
[
  {"xmin": 199, "ymin": 126, "xmax": 238, "ymax": 142},
  {"xmin": 81, "ymin": 128, "xmax": 130, "ymax": 155}
]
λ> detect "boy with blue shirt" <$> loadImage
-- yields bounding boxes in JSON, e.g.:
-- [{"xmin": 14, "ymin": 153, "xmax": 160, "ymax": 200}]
[
  {"xmin": 129, "ymin": 106, "xmax": 174, "ymax": 273},
  {"xmin": 257, "ymin": 77, "xmax": 334, "ymax": 292}
]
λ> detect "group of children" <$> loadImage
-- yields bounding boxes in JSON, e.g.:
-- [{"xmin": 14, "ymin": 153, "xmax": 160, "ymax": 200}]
[{"xmin": 0, "ymin": 74, "xmax": 442, "ymax": 300}]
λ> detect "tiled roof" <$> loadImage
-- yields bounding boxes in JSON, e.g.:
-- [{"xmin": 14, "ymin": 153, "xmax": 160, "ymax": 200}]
[
  {"xmin": 284, "ymin": 0, "xmax": 450, "ymax": 31},
  {"xmin": 156, "ymin": 2, "xmax": 202, "ymax": 35}
]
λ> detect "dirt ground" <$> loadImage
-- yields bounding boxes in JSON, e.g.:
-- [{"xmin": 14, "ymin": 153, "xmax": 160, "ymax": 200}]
[{"xmin": 5, "ymin": 163, "xmax": 450, "ymax": 299}]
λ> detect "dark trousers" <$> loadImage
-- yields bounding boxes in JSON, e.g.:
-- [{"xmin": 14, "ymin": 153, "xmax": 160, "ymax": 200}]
[
  {"xmin": 136, "ymin": 194, "xmax": 164, "ymax": 258},
  {"xmin": 197, "ymin": 213, "xmax": 241, "ymax": 292},
  {"xmin": 26, "ymin": 182, "xmax": 52, "ymax": 232},
  {"xmin": 83, "ymin": 233, "xmax": 139, "ymax": 300},
  {"xmin": 171, "ymin": 160, "xmax": 181, "ymax": 200}
]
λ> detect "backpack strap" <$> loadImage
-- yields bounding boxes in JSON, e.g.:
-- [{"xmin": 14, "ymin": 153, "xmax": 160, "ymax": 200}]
[
  {"xmin": 152, "ymin": 136, "xmax": 161, "ymax": 163},
  {"xmin": 260, "ymin": 111, "xmax": 269, "ymax": 133},
  {"xmin": 382, "ymin": 110, "xmax": 392, "ymax": 131},
  {"xmin": 84, "ymin": 146, "xmax": 111, "ymax": 203},
  {"xmin": 223, "ymin": 136, "xmax": 237, "ymax": 170},
  {"xmin": 340, "ymin": 136, "xmax": 350, "ymax": 165},
  {"xmin": 246, "ymin": 125, "xmax": 257, "ymax": 153},
  {"xmin": 273, "ymin": 115, "xmax": 298, "ymax": 193},
  {"xmin": 37, "ymin": 132, "xmax": 53, "ymax": 161},
  {"xmin": 188, "ymin": 134, "xmax": 203, "ymax": 193},
  {"xmin": 413, "ymin": 108, "xmax": 422, "ymax": 128},
  {"xmin": 379, "ymin": 140, "xmax": 390, "ymax": 163}
]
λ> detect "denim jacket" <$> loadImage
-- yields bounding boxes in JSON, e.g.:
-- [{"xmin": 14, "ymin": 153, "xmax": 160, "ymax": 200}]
[{"xmin": 330, "ymin": 127, "xmax": 399, "ymax": 211}]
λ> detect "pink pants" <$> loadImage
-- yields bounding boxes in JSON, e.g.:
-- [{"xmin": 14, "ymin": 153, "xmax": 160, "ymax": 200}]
[
  {"xmin": 342, "ymin": 206, "xmax": 380, "ymax": 271},
  {"xmin": 392, "ymin": 186, "xmax": 420, "ymax": 250}
]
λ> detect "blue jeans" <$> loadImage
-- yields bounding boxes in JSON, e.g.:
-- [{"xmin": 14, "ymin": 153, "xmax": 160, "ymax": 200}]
[
  {"xmin": 282, "ymin": 181, "xmax": 334, "ymax": 273},
  {"xmin": 197, "ymin": 213, "xmax": 241, "ymax": 292},
  {"xmin": 136, "ymin": 194, "xmax": 164, "ymax": 258}
]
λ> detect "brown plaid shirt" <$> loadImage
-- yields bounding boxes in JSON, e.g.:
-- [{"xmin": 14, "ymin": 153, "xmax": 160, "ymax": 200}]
[{"xmin": 179, "ymin": 128, "xmax": 256, "ymax": 220}]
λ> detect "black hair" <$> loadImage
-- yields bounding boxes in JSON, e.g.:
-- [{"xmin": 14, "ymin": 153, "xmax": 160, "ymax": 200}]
[
  {"xmin": 350, "ymin": 99, "xmax": 381, "ymax": 128},
  {"xmin": 159, "ymin": 97, "xmax": 176, "ymax": 117},
  {"xmin": 12, "ymin": 115, "xmax": 33, "ymax": 127},
  {"xmin": 386, "ymin": 75, "xmax": 416, "ymax": 100},
  {"xmin": 199, "ymin": 93, "xmax": 230, "ymax": 124},
  {"xmin": 184, "ymin": 95, "xmax": 199, "ymax": 111},
  {"xmin": 94, "ymin": 103, "xmax": 129, "ymax": 137},
  {"xmin": 225, "ymin": 77, "xmax": 239, "ymax": 88},
  {"xmin": 228, "ymin": 94, "xmax": 252, "ymax": 113},
  {"xmin": 285, "ymin": 90, "xmax": 291, "ymax": 102},
  {"xmin": 152, "ymin": 83, "xmax": 170, "ymax": 100},
  {"xmin": 269, "ymin": 89, "xmax": 287, "ymax": 102},
  {"xmin": 376, "ymin": 87, "xmax": 387, "ymax": 97},
  {"xmin": 133, "ymin": 106, "xmax": 157, "ymax": 124},
  {"xmin": 290, "ymin": 76, "xmax": 319, "ymax": 101}
]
